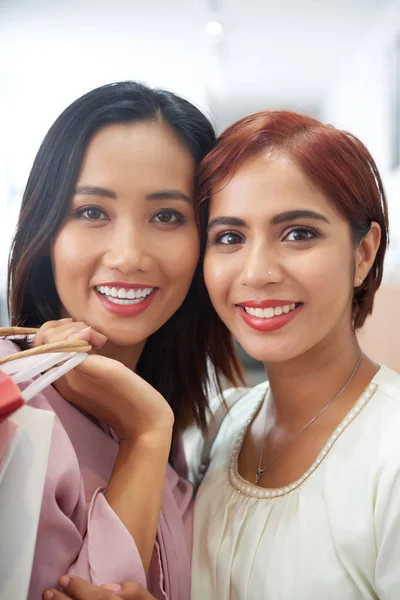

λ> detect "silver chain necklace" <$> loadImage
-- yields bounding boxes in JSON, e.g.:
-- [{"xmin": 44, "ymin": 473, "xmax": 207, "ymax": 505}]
[{"xmin": 254, "ymin": 353, "xmax": 363, "ymax": 486}]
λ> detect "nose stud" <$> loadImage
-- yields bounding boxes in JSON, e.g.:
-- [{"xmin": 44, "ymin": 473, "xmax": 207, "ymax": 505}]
[{"xmin": 267, "ymin": 271, "xmax": 272, "ymax": 276}]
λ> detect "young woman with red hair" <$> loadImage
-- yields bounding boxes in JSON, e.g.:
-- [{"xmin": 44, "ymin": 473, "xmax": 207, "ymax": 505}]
[{"xmin": 191, "ymin": 110, "xmax": 400, "ymax": 599}]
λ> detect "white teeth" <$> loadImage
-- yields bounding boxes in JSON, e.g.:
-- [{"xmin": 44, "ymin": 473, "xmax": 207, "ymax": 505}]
[
  {"xmin": 95, "ymin": 286, "xmax": 155, "ymax": 305},
  {"xmin": 106, "ymin": 297, "xmax": 144, "ymax": 305},
  {"xmin": 243, "ymin": 303, "xmax": 298, "ymax": 319}
]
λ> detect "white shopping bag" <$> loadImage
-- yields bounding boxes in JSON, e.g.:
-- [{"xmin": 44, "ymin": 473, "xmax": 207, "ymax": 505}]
[
  {"xmin": 0, "ymin": 404, "xmax": 54, "ymax": 600},
  {"xmin": 0, "ymin": 330, "xmax": 91, "ymax": 600}
]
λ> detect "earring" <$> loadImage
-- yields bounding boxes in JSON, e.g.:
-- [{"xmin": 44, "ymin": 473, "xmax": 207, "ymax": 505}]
[{"xmin": 358, "ymin": 276, "xmax": 363, "ymax": 284}]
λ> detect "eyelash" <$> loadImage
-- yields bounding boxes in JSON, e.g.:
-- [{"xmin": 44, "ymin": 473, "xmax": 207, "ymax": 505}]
[
  {"xmin": 209, "ymin": 226, "xmax": 320, "ymax": 245},
  {"xmin": 150, "ymin": 209, "xmax": 186, "ymax": 225},
  {"xmin": 75, "ymin": 206, "xmax": 109, "ymax": 221},
  {"xmin": 209, "ymin": 231, "xmax": 243, "ymax": 245},
  {"xmin": 284, "ymin": 226, "xmax": 320, "ymax": 242},
  {"xmin": 73, "ymin": 206, "xmax": 186, "ymax": 225}
]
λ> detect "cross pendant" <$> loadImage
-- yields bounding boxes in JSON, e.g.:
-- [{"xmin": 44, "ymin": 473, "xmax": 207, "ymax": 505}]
[{"xmin": 254, "ymin": 468, "xmax": 265, "ymax": 486}]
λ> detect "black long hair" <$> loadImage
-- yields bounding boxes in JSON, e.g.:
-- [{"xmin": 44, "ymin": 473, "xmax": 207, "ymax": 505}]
[{"xmin": 8, "ymin": 81, "xmax": 243, "ymax": 431}]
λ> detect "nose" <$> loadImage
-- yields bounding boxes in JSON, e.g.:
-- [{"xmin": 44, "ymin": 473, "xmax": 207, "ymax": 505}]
[
  {"xmin": 240, "ymin": 240, "xmax": 283, "ymax": 288},
  {"xmin": 103, "ymin": 222, "xmax": 151, "ymax": 274}
]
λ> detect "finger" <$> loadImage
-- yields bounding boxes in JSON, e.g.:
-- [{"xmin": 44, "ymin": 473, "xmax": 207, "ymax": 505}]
[
  {"xmin": 34, "ymin": 320, "xmax": 107, "ymax": 350},
  {"xmin": 43, "ymin": 590, "xmax": 69, "ymax": 599},
  {"xmin": 34, "ymin": 320, "xmax": 81, "ymax": 346},
  {"xmin": 68, "ymin": 327, "xmax": 108, "ymax": 349},
  {"xmin": 35, "ymin": 322, "xmax": 94, "ymax": 347},
  {"xmin": 108, "ymin": 580, "xmax": 156, "ymax": 599},
  {"xmin": 56, "ymin": 575, "xmax": 119, "ymax": 599},
  {"xmin": 39, "ymin": 319, "xmax": 73, "ymax": 331},
  {"xmin": 44, "ymin": 589, "xmax": 113, "ymax": 600}
]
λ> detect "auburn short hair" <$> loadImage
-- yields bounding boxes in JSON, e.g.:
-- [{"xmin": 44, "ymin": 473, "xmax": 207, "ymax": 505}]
[{"xmin": 196, "ymin": 110, "xmax": 389, "ymax": 329}]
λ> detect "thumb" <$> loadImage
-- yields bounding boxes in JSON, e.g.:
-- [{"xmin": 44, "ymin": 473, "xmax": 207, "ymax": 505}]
[
  {"xmin": 68, "ymin": 327, "xmax": 108, "ymax": 349},
  {"xmin": 103, "ymin": 581, "xmax": 155, "ymax": 599}
]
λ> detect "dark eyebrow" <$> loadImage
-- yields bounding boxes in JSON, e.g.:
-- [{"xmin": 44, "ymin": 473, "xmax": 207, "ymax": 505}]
[
  {"xmin": 271, "ymin": 210, "xmax": 330, "ymax": 225},
  {"xmin": 207, "ymin": 216, "xmax": 246, "ymax": 232},
  {"xmin": 145, "ymin": 190, "xmax": 192, "ymax": 203},
  {"xmin": 74, "ymin": 187, "xmax": 191, "ymax": 203},
  {"xmin": 75, "ymin": 185, "xmax": 117, "ymax": 199}
]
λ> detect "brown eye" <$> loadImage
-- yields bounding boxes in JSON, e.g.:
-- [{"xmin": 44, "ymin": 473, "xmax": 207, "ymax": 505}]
[
  {"xmin": 214, "ymin": 232, "xmax": 244, "ymax": 245},
  {"xmin": 151, "ymin": 210, "xmax": 185, "ymax": 225},
  {"xmin": 285, "ymin": 227, "xmax": 316, "ymax": 242},
  {"xmin": 86, "ymin": 208, "xmax": 103, "ymax": 220},
  {"xmin": 155, "ymin": 211, "xmax": 173, "ymax": 223},
  {"xmin": 76, "ymin": 206, "xmax": 108, "ymax": 221}
]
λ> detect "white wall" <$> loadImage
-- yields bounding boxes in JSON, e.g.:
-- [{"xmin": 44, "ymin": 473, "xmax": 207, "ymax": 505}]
[
  {"xmin": 0, "ymin": 0, "xmax": 215, "ymax": 323},
  {"xmin": 322, "ymin": 0, "xmax": 400, "ymax": 281},
  {"xmin": 0, "ymin": 0, "xmax": 396, "ymax": 324}
]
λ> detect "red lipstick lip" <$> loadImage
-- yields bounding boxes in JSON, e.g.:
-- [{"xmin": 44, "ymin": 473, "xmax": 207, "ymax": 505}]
[
  {"xmin": 238, "ymin": 299, "xmax": 299, "ymax": 309},
  {"xmin": 237, "ymin": 303, "xmax": 302, "ymax": 332},
  {"xmin": 95, "ymin": 287, "xmax": 158, "ymax": 317},
  {"xmin": 95, "ymin": 282, "xmax": 157, "ymax": 289}
]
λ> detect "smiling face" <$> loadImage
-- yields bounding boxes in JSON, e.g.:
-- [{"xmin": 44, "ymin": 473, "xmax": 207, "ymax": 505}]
[
  {"xmin": 52, "ymin": 120, "xmax": 199, "ymax": 347},
  {"xmin": 204, "ymin": 153, "xmax": 369, "ymax": 364}
]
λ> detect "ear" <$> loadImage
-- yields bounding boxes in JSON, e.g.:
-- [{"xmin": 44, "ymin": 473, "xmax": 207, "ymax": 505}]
[{"xmin": 354, "ymin": 222, "xmax": 381, "ymax": 287}]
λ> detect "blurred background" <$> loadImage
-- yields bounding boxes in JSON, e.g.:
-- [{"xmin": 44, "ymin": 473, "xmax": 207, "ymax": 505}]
[{"xmin": 0, "ymin": 0, "xmax": 399, "ymax": 382}]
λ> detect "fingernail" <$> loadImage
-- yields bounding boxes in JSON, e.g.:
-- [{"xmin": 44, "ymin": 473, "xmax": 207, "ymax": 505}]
[
  {"xmin": 43, "ymin": 591, "xmax": 54, "ymax": 600},
  {"xmin": 59, "ymin": 575, "xmax": 70, "ymax": 588},
  {"xmin": 59, "ymin": 318, "xmax": 73, "ymax": 322},
  {"xmin": 103, "ymin": 583, "xmax": 121, "ymax": 592},
  {"xmin": 92, "ymin": 330, "xmax": 108, "ymax": 344},
  {"xmin": 69, "ymin": 327, "xmax": 90, "ymax": 339}
]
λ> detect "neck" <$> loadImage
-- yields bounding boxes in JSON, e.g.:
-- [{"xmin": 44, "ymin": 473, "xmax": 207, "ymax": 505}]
[
  {"xmin": 263, "ymin": 325, "xmax": 376, "ymax": 426},
  {"xmin": 98, "ymin": 339, "xmax": 146, "ymax": 371}
]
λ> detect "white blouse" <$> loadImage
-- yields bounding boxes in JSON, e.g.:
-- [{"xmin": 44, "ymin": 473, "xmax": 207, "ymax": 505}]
[{"xmin": 191, "ymin": 365, "xmax": 400, "ymax": 600}]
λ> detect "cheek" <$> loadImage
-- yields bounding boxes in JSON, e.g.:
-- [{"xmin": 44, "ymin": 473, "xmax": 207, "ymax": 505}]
[
  {"xmin": 52, "ymin": 227, "xmax": 91, "ymax": 285},
  {"xmin": 296, "ymin": 246, "xmax": 354, "ymax": 310},
  {"xmin": 161, "ymin": 231, "xmax": 200, "ymax": 286},
  {"xmin": 204, "ymin": 253, "xmax": 231, "ymax": 305}
]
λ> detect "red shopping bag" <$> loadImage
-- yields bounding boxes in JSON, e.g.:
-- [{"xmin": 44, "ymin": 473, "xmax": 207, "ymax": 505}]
[{"xmin": 0, "ymin": 370, "xmax": 23, "ymax": 422}]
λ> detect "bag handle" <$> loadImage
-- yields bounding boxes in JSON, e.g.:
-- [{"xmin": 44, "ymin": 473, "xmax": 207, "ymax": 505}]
[
  {"xmin": 0, "ymin": 325, "xmax": 91, "ymax": 417},
  {"xmin": 0, "ymin": 327, "xmax": 92, "ymax": 366}
]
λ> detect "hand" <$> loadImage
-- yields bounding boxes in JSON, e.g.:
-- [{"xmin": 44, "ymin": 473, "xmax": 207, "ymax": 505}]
[
  {"xmin": 43, "ymin": 575, "xmax": 157, "ymax": 600},
  {"xmin": 34, "ymin": 319, "xmax": 174, "ymax": 441}
]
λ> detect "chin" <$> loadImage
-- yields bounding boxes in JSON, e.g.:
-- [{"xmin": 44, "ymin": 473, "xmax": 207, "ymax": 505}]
[
  {"xmin": 103, "ymin": 330, "xmax": 148, "ymax": 347},
  {"xmin": 239, "ymin": 339, "xmax": 303, "ymax": 365}
]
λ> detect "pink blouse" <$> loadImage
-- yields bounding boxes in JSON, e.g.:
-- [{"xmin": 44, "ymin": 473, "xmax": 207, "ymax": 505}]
[{"xmin": 0, "ymin": 340, "xmax": 193, "ymax": 600}]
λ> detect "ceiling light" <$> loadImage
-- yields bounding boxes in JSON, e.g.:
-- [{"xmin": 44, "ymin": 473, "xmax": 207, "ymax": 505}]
[{"xmin": 205, "ymin": 21, "xmax": 223, "ymax": 36}]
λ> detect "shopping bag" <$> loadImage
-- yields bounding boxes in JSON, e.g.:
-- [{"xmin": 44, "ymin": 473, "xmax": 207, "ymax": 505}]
[
  {"xmin": 0, "ymin": 327, "xmax": 91, "ymax": 600},
  {"xmin": 0, "ymin": 404, "xmax": 54, "ymax": 600}
]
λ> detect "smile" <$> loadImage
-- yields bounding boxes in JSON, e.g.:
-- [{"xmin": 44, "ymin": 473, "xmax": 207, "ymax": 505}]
[
  {"xmin": 237, "ymin": 301, "xmax": 303, "ymax": 332},
  {"xmin": 95, "ymin": 285, "xmax": 155, "ymax": 305},
  {"xmin": 243, "ymin": 303, "xmax": 296, "ymax": 319}
]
